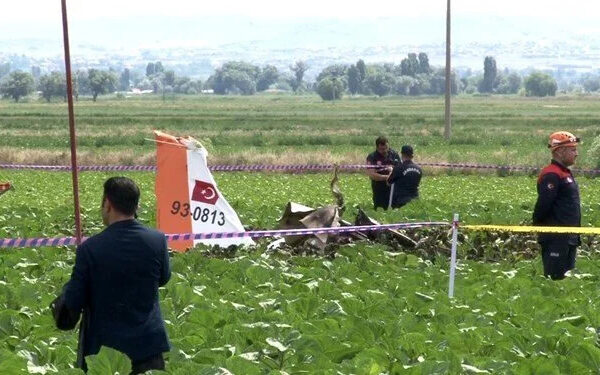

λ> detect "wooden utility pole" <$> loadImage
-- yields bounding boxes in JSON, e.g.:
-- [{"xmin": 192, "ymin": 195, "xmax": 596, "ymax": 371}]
[{"xmin": 444, "ymin": 0, "xmax": 452, "ymax": 139}]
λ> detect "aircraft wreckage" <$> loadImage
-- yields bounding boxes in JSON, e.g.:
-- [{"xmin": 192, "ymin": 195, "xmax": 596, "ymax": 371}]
[{"xmin": 270, "ymin": 167, "xmax": 417, "ymax": 252}]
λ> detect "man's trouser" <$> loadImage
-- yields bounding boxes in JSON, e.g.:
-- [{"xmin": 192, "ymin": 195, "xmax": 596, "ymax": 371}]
[
  {"xmin": 373, "ymin": 195, "xmax": 390, "ymax": 210},
  {"xmin": 541, "ymin": 241, "xmax": 577, "ymax": 280},
  {"xmin": 131, "ymin": 353, "xmax": 165, "ymax": 375},
  {"xmin": 391, "ymin": 195, "xmax": 417, "ymax": 209}
]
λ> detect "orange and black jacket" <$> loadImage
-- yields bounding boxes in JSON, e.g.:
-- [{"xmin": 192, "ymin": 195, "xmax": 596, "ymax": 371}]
[{"xmin": 532, "ymin": 160, "xmax": 581, "ymax": 244}]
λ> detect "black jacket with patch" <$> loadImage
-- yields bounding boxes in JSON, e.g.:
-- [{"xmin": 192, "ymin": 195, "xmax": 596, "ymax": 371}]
[
  {"xmin": 388, "ymin": 160, "xmax": 422, "ymax": 208},
  {"xmin": 532, "ymin": 160, "xmax": 581, "ymax": 245}
]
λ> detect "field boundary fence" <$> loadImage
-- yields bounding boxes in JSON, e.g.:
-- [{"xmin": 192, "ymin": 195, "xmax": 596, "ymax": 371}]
[
  {"xmin": 1, "ymin": 162, "xmax": 600, "ymax": 174},
  {"xmin": 0, "ymin": 221, "xmax": 449, "ymax": 248}
]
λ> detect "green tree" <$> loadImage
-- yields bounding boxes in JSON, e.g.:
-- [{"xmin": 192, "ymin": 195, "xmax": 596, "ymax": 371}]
[
  {"xmin": 75, "ymin": 70, "xmax": 90, "ymax": 97},
  {"xmin": 409, "ymin": 74, "xmax": 432, "ymax": 95},
  {"xmin": 256, "ymin": 65, "xmax": 279, "ymax": 91},
  {"xmin": 209, "ymin": 61, "xmax": 260, "ymax": 95},
  {"xmin": 506, "ymin": 72, "xmax": 522, "ymax": 94},
  {"xmin": 0, "ymin": 62, "xmax": 10, "ymax": 79},
  {"xmin": 366, "ymin": 70, "xmax": 395, "ymax": 97},
  {"xmin": 317, "ymin": 65, "xmax": 347, "ymax": 84},
  {"xmin": 400, "ymin": 53, "xmax": 419, "ymax": 77},
  {"xmin": 317, "ymin": 77, "xmax": 344, "ymax": 100},
  {"xmin": 38, "ymin": 71, "xmax": 66, "ymax": 102},
  {"xmin": 582, "ymin": 74, "xmax": 600, "ymax": 92},
  {"xmin": 151, "ymin": 73, "xmax": 164, "ymax": 94},
  {"xmin": 88, "ymin": 69, "xmax": 117, "ymax": 101},
  {"xmin": 31, "ymin": 66, "xmax": 41, "ymax": 80},
  {"xmin": 356, "ymin": 59, "xmax": 367, "ymax": 81},
  {"xmin": 145, "ymin": 62, "xmax": 155, "ymax": 77},
  {"xmin": 173, "ymin": 76, "xmax": 191, "ymax": 93},
  {"xmin": 154, "ymin": 61, "xmax": 164, "ymax": 74},
  {"xmin": 524, "ymin": 72, "xmax": 557, "ymax": 97},
  {"xmin": 480, "ymin": 56, "xmax": 497, "ymax": 93},
  {"xmin": 347, "ymin": 65, "xmax": 361, "ymax": 95},
  {"xmin": 290, "ymin": 60, "xmax": 308, "ymax": 92},
  {"xmin": 356, "ymin": 59, "xmax": 367, "ymax": 94},
  {"xmin": 119, "ymin": 68, "xmax": 131, "ymax": 91},
  {"xmin": 0, "ymin": 70, "xmax": 34, "ymax": 102},
  {"xmin": 226, "ymin": 70, "xmax": 255, "ymax": 95},
  {"xmin": 395, "ymin": 76, "xmax": 414, "ymax": 95},
  {"xmin": 163, "ymin": 70, "xmax": 175, "ymax": 87},
  {"xmin": 494, "ymin": 72, "xmax": 522, "ymax": 94},
  {"xmin": 417, "ymin": 52, "xmax": 431, "ymax": 74},
  {"xmin": 427, "ymin": 69, "xmax": 458, "ymax": 95}
]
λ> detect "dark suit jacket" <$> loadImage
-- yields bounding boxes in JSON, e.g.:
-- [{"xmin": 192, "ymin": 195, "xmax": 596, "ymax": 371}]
[{"xmin": 63, "ymin": 219, "xmax": 171, "ymax": 361}]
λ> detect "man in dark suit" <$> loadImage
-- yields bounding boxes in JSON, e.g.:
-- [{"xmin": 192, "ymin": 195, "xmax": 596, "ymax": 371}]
[{"xmin": 58, "ymin": 176, "xmax": 171, "ymax": 373}]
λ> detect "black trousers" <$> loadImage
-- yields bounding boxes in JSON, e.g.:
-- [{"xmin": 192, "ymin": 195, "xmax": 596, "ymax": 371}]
[
  {"xmin": 372, "ymin": 187, "xmax": 391, "ymax": 210},
  {"xmin": 541, "ymin": 241, "xmax": 577, "ymax": 280},
  {"xmin": 131, "ymin": 353, "xmax": 165, "ymax": 375}
]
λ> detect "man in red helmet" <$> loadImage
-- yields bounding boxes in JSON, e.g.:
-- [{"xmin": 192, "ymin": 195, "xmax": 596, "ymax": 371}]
[{"xmin": 533, "ymin": 131, "xmax": 581, "ymax": 280}]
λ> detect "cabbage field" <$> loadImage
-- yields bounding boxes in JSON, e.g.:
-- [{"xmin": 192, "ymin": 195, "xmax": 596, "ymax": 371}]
[
  {"xmin": 2, "ymin": 95, "xmax": 600, "ymax": 373},
  {"xmin": 1, "ymin": 170, "xmax": 600, "ymax": 373}
]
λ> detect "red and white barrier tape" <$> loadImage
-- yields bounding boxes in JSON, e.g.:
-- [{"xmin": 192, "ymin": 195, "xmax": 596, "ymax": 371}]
[
  {"xmin": 1, "ymin": 162, "xmax": 598, "ymax": 174},
  {"xmin": 0, "ymin": 221, "xmax": 448, "ymax": 248}
]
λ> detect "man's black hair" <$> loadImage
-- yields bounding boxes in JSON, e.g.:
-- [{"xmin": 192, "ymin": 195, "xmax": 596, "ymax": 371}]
[
  {"xmin": 375, "ymin": 136, "xmax": 388, "ymax": 147},
  {"xmin": 401, "ymin": 145, "xmax": 414, "ymax": 157},
  {"xmin": 103, "ymin": 177, "xmax": 140, "ymax": 216}
]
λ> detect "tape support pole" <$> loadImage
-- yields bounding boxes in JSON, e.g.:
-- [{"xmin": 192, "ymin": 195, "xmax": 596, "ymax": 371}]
[{"xmin": 448, "ymin": 214, "xmax": 459, "ymax": 298}]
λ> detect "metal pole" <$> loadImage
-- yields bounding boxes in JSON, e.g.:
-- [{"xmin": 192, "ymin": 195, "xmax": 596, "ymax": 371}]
[
  {"xmin": 61, "ymin": 0, "xmax": 83, "ymax": 244},
  {"xmin": 444, "ymin": 0, "xmax": 452, "ymax": 139},
  {"xmin": 448, "ymin": 213, "xmax": 459, "ymax": 298},
  {"xmin": 387, "ymin": 183, "xmax": 395, "ymax": 210}
]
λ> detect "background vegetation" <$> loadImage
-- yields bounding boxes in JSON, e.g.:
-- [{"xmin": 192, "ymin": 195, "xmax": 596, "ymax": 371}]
[{"xmin": 0, "ymin": 95, "xmax": 599, "ymax": 168}]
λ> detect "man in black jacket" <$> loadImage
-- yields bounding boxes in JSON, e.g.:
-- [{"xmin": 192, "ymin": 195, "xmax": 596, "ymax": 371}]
[
  {"xmin": 366, "ymin": 136, "xmax": 401, "ymax": 210},
  {"xmin": 533, "ymin": 131, "xmax": 581, "ymax": 280},
  {"xmin": 387, "ymin": 145, "xmax": 422, "ymax": 209},
  {"xmin": 60, "ymin": 177, "xmax": 171, "ymax": 373}
]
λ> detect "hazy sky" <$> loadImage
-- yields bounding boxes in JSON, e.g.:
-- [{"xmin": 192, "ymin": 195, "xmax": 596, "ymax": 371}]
[
  {"xmin": 2, "ymin": 0, "xmax": 599, "ymax": 55},
  {"xmin": 2, "ymin": 0, "xmax": 599, "ymax": 21}
]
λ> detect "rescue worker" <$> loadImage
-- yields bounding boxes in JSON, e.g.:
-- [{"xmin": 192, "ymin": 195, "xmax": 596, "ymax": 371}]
[
  {"xmin": 533, "ymin": 131, "xmax": 581, "ymax": 280},
  {"xmin": 366, "ymin": 136, "xmax": 400, "ymax": 210},
  {"xmin": 387, "ymin": 145, "xmax": 422, "ymax": 208}
]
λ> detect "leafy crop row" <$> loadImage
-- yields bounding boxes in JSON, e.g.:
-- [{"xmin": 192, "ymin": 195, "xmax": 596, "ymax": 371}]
[
  {"xmin": 1, "ymin": 171, "xmax": 600, "ymax": 238},
  {"xmin": 1, "ymin": 171, "xmax": 600, "ymax": 373},
  {"xmin": 2, "ymin": 243, "xmax": 600, "ymax": 373}
]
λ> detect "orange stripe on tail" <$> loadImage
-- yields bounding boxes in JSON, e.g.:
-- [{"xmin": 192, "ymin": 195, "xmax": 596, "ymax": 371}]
[{"xmin": 154, "ymin": 131, "xmax": 193, "ymax": 251}]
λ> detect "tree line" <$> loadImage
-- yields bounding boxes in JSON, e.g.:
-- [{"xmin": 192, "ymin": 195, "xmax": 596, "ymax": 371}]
[{"xmin": 0, "ymin": 54, "xmax": 585, "ymax": 102}]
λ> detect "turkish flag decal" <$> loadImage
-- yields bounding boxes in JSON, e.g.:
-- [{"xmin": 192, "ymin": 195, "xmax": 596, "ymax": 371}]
[{"xmin": 191, "ymin": 180, "xmax": 219, "ymax": 205}]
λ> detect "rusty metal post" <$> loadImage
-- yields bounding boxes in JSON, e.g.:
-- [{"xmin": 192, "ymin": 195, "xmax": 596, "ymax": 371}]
[{"xmin": 61, "ymin": 0, "xmax": 83, "ymax": 244}]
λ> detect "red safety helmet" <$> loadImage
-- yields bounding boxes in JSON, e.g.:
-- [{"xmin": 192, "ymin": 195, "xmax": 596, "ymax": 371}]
[{"xmin": 548, "ymin": 131, "xmax": 580, "ymax": 151}]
